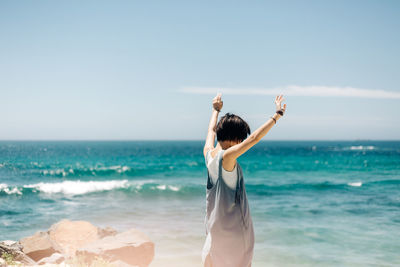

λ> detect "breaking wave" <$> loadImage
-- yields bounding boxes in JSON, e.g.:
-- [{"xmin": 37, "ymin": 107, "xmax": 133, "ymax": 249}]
[
  {"xmin": 23, "ymin": 179, "xmax": 130, "ymax": 195},
  {"xmin": 0, "ymin": 183, "xmax": 23, "ymax": 195},
  {"xmin": 2, "ymin": 179, "xmax": 399, "ymax": 198},
  {"xmin": 0, "ymin": 180, "xmax": 200, "ymax": 197}
]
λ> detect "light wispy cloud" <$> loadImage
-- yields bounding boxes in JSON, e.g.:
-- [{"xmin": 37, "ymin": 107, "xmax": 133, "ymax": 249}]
[{"xmin": 180, "ymin": 85, "xmax": 400, "ymax": 99}]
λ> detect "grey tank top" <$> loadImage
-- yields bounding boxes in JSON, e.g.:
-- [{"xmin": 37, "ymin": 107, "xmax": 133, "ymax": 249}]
[{"xmin": 205, "ymin": 149, "xmax": 255, "ymax": 267}]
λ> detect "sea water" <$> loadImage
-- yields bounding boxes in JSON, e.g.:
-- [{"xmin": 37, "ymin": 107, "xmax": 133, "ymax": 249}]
[{"xmin": 0, "ymin": 141, "xmax": 399, "ymax": 266}]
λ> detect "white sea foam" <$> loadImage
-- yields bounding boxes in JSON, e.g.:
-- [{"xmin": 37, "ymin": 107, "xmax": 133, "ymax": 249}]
[
  {"xmin": 130, "ymin": 180, "xmax": 181, "ymax": 192},
  {"xmin": 130, "ymin": 179, "xmax": 157, "ymax": 191},
  {"xmin": 41, "ymin": 165, "xmax": 131, "ymax": 177},
  {"xmin": 0, "ymin": 183, "xmax": 22, "ymax": 195},
  {"xmin": 169, "ymin": 185, "xmax": 180, "ymax": 191},
  {"xmin": 42, "ymin": 169, "xmax": 67, "ymax": 176},
  {"xmin": 121, "ymin": 166, "xmax": 130, "ymax": 172},
  {"xmin": 156, "ymin": 185, "xmax": 167, "ymax": 190},
  {"xmin": 348, "ymin": 182, "xmax": 362, "ymax": 187},
  {"xmin": 2, "ymin": 179, "xmax": 182, "ymax": 196},
  {"xmin": 348, "ymin": 146, "xmax": 375, "ymax": 151},
  {"xmin": 154, "ymin": 184, "xmax": 180, "ymax": 191},
  {"xmin": 96, "ymin": 165, "xmax": 130, "ymax": 172},
  {"xmin": 135, "ymin": 184, "xmax": 143, "ymax": 190},
  {"xmin": 23, "ymin": 179, "xmax": 129, "ymax": 196}
]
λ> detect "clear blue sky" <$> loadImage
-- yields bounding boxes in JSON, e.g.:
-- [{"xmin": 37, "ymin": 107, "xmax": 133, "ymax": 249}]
[{"xmin": 0, "ymin": 0, "xmax": 399, "ymax": 140}]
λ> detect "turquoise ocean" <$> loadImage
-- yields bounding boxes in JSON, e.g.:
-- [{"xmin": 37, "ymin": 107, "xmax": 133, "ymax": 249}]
[{"xmin": 1, "ymin": 141, "xmax": 399, "ymax": 266}]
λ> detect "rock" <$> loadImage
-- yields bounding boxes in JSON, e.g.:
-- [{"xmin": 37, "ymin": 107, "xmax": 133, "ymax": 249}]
[
  {"xmin": 6, "ymin": 219, "xmax": 153, "ymax": 267},
  {"xmin": 36, "ymin": 252, "xmax": 65, "ymax": 265},
  {"xmin": 0, "ymin": 241, "xmax": 37, "ymax": 266},
  {"xmin": 19, "ymin": 231, "xmax": 62, "ymax": 262},
  {"xmin": 98, "ymin": 226, "xmax": 118, "ymax": 239},
  {"xmin": 47, "ymin": 219, "xmax": 99, "ymax": 256},
  {"xmin": 0, "ymin": 257, "xmax": 5, "ymax": 267},
  {"xmin": 111, "ymin": 259, "xmax": 139, "ymax": 267},
  {"xmin": 76, "ymin": 228, "xmax": 154, "ymax": 267},
  {"xmin": 0, "ymin": 240, "xmax": 21, "ymax": 249}
]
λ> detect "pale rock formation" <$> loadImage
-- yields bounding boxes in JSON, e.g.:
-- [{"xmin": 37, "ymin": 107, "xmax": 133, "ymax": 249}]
[
  {"xmin": 37, "ymin": 252, "xmax": 65, "ymax": 265},
  {"xmin": 47, "ymin": 219, "xmax": 99, "ymax": 256},
  {"xmin": 19, "ymin": 231, "xmax": 62, "ymax": 262},
  {"xmin": 2, "ymin": 219, "xmax": 153, "ymax": 267},
  {"xmin": 76, "ymin": 228, "xmax": 154, "ymax": 267}
]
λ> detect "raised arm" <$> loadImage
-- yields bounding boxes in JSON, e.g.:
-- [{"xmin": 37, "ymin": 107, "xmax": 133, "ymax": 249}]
[
  {"xmin": 224, "ymin": 95, "xmax": 286, "ymax": 161},
  {"xmin": 203, "ymin": 93, "xmax": 223, "ymax": 158}
]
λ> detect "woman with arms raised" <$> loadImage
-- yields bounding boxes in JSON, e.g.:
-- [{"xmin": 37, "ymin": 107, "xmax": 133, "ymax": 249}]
[{"xmin": 202, "ymin": 93, "xmax": 286, "ymax": 267}]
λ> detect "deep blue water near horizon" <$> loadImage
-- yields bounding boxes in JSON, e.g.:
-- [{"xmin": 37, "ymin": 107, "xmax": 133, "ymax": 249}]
[{"xmin": 1, "ymin": 141, "xmax": 399, "ymax": 266}]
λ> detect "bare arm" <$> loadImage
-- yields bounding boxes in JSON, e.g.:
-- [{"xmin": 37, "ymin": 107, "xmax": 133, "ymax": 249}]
[
  {"xmin": 203, "ymin": 93, "xmax": 223, "ymax": 158},
  {"xmin": 224, "ymin": 95, "xmax": 286, "ymax": 162}
]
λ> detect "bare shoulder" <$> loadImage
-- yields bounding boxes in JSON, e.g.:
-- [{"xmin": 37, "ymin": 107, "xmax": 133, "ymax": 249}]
[
  {"xmin": 222, "ymin": 152, "xmax": 237, "ymax": 172},
  {"xmin": 210, "ymin": 148, "xmax": 219, "ymax": 159},
  {"xmin": 204, "ymin": 147, "xmax": 218, "ymax": 162}
]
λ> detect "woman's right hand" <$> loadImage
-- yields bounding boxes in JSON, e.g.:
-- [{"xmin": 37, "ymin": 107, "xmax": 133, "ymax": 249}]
[
  {"xmin": 275, "ymin": 95, "xmax": 286, "ymax": 116},
  {"xmin": 212, "ymin": 93, "xmax": 223, "ymax": 112}
]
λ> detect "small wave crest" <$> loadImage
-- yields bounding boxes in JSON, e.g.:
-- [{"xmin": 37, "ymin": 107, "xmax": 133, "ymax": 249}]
[
  {"xmin": 0, "ymin": 183, "xmax": 23, "ymax": 195},
  {"xmin": 40, "ymin": 165, "xmax": 132, "ymax": 177},
  {"xmin": 23, "ymin": 180, "xmax": 130, "ymax": 196},
  {"xmin": 348, "ymin": 182, "xmax": 362, "ymax": 187},
  {"xmin": 155, "ymin": 184, "xmax": 180, "ymax": 191},
  {"xmin": 246, "ymin": 180, "xmax": 368, "ymax": 195},
  {"xmin": 346, "ymin": 146, "xmax": 375, "ymax": 151}
]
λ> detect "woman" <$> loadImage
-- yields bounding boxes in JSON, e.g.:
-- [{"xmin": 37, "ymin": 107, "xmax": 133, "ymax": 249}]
[{"xmin": 202, "ymin": 93, "xmax": 286, "ymax": 267}]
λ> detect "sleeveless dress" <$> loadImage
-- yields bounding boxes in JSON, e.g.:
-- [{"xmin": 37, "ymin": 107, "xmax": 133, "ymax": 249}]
[{"xmin": 203, "ymin": 149, "xmax": 255, "ymax": 267}]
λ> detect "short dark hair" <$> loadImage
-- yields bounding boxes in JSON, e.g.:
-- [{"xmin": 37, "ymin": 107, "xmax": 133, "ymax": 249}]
[{"xmin": 215, "ymin": 113, "xmax": 250, "ymax": 142}]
